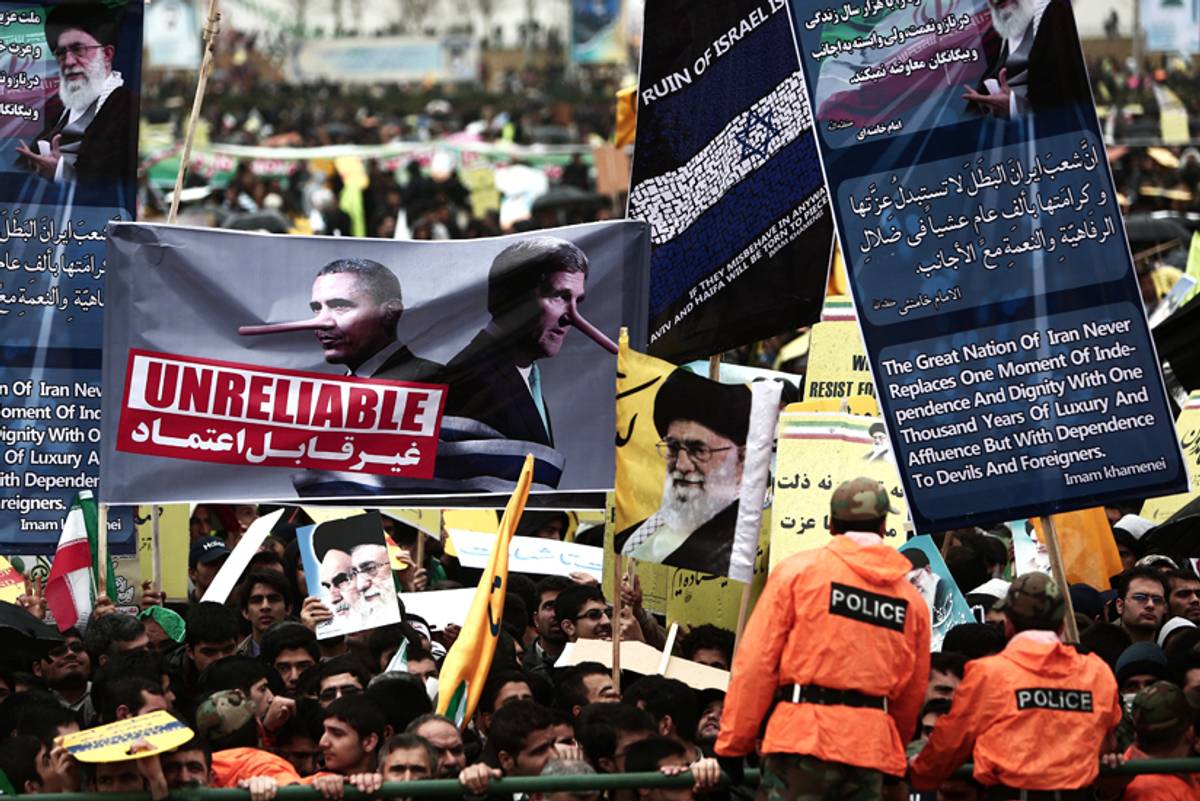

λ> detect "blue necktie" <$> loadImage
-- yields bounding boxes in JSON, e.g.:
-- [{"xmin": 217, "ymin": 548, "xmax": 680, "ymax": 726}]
[{"xmin": 529, "ymin": 363, "xmax": 549, "ymax": 435}]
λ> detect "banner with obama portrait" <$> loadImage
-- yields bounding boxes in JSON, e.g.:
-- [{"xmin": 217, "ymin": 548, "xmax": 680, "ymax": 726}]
[
  {"xmin": 0, "ymin": 0, "xmax": 143, "ymax": 552},
  {"xmin": 99, "ymin": 221, "xmax": 650, "ymax": 505}
]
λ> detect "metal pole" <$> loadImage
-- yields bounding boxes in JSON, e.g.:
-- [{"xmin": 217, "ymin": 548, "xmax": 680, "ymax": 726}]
[{"xmin": 24, "ymin": 760, "xmax": 1200, "ymax": 801}]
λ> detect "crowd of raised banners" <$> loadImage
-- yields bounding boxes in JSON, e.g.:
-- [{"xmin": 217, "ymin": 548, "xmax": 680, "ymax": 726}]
[{"xmin": 1, "ymin": 1, "xmax": 1200, "ymax": 799}]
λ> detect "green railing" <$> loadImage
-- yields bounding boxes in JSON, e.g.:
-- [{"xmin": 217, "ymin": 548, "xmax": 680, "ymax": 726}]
[{"xmin": 26, "ymin": 761, "xmax": 1200, "ymax": 801}]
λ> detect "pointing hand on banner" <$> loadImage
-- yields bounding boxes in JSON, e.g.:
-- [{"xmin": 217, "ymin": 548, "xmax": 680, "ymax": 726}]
[
  {"xmin": 16, "ymin": 135, "xmax": 62, "ymax": 181},
  {"xmin": 962, "ymin": 68, "xmax": 1013, "ymax": 119}
]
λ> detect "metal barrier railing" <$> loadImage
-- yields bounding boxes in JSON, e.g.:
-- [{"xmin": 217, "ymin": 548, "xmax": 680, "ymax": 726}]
[{"xmin": 25, "ymin": 761, "xmax": 1200, "ymax": 801}]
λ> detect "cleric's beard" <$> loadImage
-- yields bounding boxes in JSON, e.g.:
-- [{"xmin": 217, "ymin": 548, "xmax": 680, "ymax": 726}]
[
  {"xmin": 59, "ymin": 56, "xmax": 107, "ymax": 113},
  {"xmin": 660, "ymin": 453, "xmax": 741, "ymax": 532},
  {"xmin": 989, "ymin": 0, "xmax": 1034, "ymax": 41}
]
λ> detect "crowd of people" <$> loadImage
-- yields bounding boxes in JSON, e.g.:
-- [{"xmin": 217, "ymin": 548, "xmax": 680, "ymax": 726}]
[{"xmin": 2, "ymin": 487, "xmax": 1200, "ymax": 801}]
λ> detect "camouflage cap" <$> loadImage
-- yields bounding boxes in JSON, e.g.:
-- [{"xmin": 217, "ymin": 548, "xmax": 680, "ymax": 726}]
[
  {"xmin": 995, "ymin": 572, "xmax": 1065, "ymax": 630},
  {"xmin": 195, "ymin": 689, "xmax": 255, "ymax": 742},
  {"xmin": 1131, "ymin": 681, "xmax": 1191, "ymax": 742},
  {"xmin": 830, "ymin": 477, "xmax": 897, "ymax": 523}
]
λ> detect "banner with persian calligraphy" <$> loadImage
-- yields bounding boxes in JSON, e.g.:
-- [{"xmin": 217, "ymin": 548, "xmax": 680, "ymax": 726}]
[
  {"xmin": 100, "ymin": 221, "xmax": 649, "ymax": 505},
  {"xmin": 788, "ymin": 0, "xmax": 1188, "ymax": 531},
  {"xmin": 627, "ymin": 0, "xmax": 834, "ymax": 363},
  {"xmin": 0, "ymin": 0, "xmax": 143, "ymax": 553}
]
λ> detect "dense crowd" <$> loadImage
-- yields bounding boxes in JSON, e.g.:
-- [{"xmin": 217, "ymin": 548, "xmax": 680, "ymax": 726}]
[{"xmin": 2, "ymin": 495, "xmax": 1200, "ymax": 801}]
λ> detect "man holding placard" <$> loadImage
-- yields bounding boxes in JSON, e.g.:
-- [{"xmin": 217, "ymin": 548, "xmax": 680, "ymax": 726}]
[{"xmin": 716, "ymin": 478, "xmax": 930, "ymax": 800}]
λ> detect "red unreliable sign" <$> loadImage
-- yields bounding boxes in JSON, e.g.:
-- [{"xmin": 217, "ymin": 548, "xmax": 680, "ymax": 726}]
[{"xmin": 117, "ymin": 349, "xmax": 446, "ymax": 478}]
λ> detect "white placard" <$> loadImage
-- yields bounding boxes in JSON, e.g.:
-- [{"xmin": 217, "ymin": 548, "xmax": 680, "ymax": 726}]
[
  {"xmin": 448, "ymin": 529, "xmax": 602, "ymax": 579},
  {"xmin": 200, "ymin": 509, "xmax": 285, "ymax": 604},
  {"xmin": 399, "ymin": 588, "xmax": 477, "ymax": 630}
]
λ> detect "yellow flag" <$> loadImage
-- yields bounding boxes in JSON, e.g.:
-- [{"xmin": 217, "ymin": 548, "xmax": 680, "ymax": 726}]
[
  {"xmin": 1032, "ymin": 508, "xmax": 1123, "ymax": 590},
  {"xmin": 436, "ymin": 455, "xmax": 534, "ymax": 727},
  {"xmin": 615, "ymin": 86, "xmax": 637, "ymax": 148}
]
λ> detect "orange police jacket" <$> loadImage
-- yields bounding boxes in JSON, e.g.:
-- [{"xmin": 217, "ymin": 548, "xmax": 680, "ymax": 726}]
[
  {"xmin": 910, "ymin": 632, "xmax": 1122, "ymax": 790},
  {"xmin": 715, "ymin": 533, "xmax": 931, "ymax": 777}
]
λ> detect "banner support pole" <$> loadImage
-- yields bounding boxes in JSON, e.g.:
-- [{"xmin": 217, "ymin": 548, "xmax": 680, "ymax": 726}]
[
  {"xmin": 97, "ymin": 503, "xmax": 109, "ymax": 598},
  {"xmin": 733, "ymin": 581, "xmax": 753, "ymax": 655},
  {"xmin": 611, "ymin": 554, "xmax": 623, "ymax": 693},
  {"xmin": 151, "ymin": 505, "xmax": 162, "ymax": 590},
  {"xmin": 1040, "ymin": 515, "xmax": 1079, "ymax": 644},
  {"xmin": 415, "ymin": 522, "xmax": 426, "ymax": 578},
  {"xmin": 168, "ymin": 0, "xmax": 222, "ymax": 224}
]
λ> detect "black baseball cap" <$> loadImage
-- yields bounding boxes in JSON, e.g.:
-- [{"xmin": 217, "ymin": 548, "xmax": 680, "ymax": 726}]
[{"xmin": 189, "ymin": 536, "xmax": 230, "ymax": 569}]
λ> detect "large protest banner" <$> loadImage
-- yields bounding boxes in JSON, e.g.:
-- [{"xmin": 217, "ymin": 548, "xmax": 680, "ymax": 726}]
[
  {"xmin": 100, "ymin": 222, "xmax": 649, "ymax": 505},
  {"xmin": 627, "ymin": 0, "xmax": 833, "ymax": 363},
  {"xmin": 787, "ymin": 0, "xmax": 1188, "ymax": 531},
  {"xmin": 0, "ymin": 1, "xmax": 143, "ymax": 553}
]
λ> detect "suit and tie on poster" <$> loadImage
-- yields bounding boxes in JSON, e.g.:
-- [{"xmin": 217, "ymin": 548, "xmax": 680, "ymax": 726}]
[
  {"xmin": 0, "ymin": 0, "xmax": 143, "ymax": 553},
  {"xmin": 614, "ymin": 336, "xmax": 779, "ymax": 582},
  {"xmin": 99, "ymin": 222, "xmax": 650, "ymax": 505}
]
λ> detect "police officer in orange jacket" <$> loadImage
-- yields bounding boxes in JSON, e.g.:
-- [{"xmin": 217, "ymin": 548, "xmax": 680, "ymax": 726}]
[
  {"xmin": 909, "ymin": 572, "xmax": 1122, "ymax": 798},
  {"xmin": 716, "ymin": 477, "xmax": 930, "ymax": 801}
]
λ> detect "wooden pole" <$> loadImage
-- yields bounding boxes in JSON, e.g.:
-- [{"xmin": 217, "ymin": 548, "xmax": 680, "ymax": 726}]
[
  {"xmin": 611, "ymin": 554, "xmax": 623, "ymax": 693},
  {"xmin": 415, "ymin": 524, "xmax": 426, "ymax": 575},
  {"xmin": 1040, "ymin": 515, "xmax": 1080, "ymax": 644},
  {"xmin": 733, "ymin": 583, "xmax": 753, "ymax": 654},
  {"xmin": 97, "ymin": 504, "xmax": 109, "ymax": 595},
  {"xmin": 707, "ymin": 355, "xmax": 721, "ymax": 381},
  {"xmin": 151, "ymin": 505, "xmax": 162, "ymax": 590},
  {"xmin": 168, "ymin": 0, "xmax": 222, "ymax": 223}
]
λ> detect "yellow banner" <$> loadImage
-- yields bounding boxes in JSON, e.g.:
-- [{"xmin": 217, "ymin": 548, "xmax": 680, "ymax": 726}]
[
  {"xmin": 137, "ymin": 505, "xmax": 189, "ymax": 602},
  {"xmin": 58, "ymin": 711, "xmax": 194, "ymax": 763},
  {"xmin": 603, "ymin": 494, "xmax": 770, "ymax": 631},
  {"xmin": 0, "ymin": 556, "xmax": 23, "ymax": 604},
  {"xmin": 611, "ymin": 333, "xmax": 774, "ymax": 627},
  {"xmin": 803, "ymin": 296, "xmax": 874, "ymax": 402},
  {"xmin": 1142, "ymin": 392, "xmax": 1200, "ymax": 522},
  {"xmin": 770, "ymin": 407, "xmax": 909, "ymax": 570},
  {"xmin": 1031, "ymin": 507, "xmax": 1123, "ymax": 589}
]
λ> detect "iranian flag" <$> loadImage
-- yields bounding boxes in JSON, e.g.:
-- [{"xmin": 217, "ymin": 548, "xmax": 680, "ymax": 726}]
[{"xmin": 45, "ymin": 490, "xmax": 112, "ymax": 631}]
